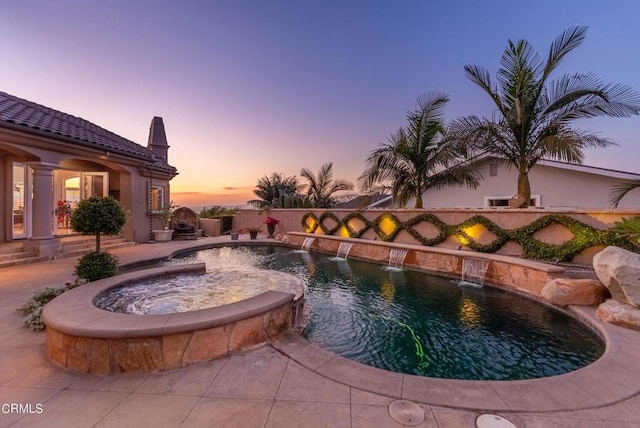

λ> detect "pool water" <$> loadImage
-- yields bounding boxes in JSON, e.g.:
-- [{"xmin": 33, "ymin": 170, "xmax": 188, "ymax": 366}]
[
  {"xmin": 94, "ymin": 267, "xmax": 302, "ymax": 314},
  {"xmin": 167, "ymin": 245, "xmax": 604, "ymax": 381}
]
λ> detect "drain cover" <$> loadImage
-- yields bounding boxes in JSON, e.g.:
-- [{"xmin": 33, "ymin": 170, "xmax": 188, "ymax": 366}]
[
  {"xmin": 388, "ymin": 400, "xmax": 425, "ymax": 426},
  {"xmin": 476, "ymin": 413, "xmax": 517, "ymax": 428}
]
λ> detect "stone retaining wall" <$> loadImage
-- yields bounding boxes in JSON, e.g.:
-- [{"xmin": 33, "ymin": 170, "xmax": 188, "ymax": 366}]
[
  {"xmin": 43, "ymin": 265, "xmax": 303, "ymax": 375},
  {"xmin": 284, "ymin": 232, "xmax": 565, "ymax": 296}
]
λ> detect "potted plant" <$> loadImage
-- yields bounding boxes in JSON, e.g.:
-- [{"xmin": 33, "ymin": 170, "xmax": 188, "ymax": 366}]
[
  {"xmin": 230, "ymin": 230, "xmax": 239, "ymax": 240},
  {"xmin": 248, "ymin": 226, "xmax": 261, "ymax": 240},
  {"xmin": 264, "ymin": 216, "xmax": 280, "ymax": 238},
  {"xmin": 153, "ymin": 201, "xmax": 178, "ymax": 241},
  {"xmin": 159, "ymin": 201, "xmax": 178, "ymax": 229}
]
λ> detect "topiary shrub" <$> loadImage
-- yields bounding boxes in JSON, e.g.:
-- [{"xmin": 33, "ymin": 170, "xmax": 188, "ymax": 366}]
[
  {"xmin": 74, "ymin": 251, "xmax": 119, "ymax": 282},
  {"xmin": 70, "ymin": 196, "xmax": 127, "ymax": 252}
]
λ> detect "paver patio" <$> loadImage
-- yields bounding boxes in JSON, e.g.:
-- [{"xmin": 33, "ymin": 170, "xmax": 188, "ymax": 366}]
[{"xmin": 1, "ymin": 237, "xmax": 639, "ymax": 427}]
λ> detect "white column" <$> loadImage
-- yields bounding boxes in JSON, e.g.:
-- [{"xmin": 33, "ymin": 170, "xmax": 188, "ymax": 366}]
[{"xmin": 30, "ymin": 164, "xmax": 55, "ymax": 240}]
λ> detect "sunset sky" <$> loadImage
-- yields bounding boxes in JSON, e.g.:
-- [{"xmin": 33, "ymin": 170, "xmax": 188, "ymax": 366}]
[{"xmin": 2, "ymin": 1, "xmax": 640, "ymax": 208}]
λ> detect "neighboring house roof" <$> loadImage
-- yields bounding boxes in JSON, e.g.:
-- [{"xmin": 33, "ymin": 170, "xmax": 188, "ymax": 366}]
[
  {"xmin": 477, "ymin": 153, "xmax": 640, "ymax": 180},
  {"xmin": 0, "ymin": 91, "xmax": 176, "ymax": 174},
  {"xmin": 536, "ymin": 158, "xmax": 640, "ymax": 180},
  {"xmin": 337, "ymin": 194, "xmax": 393, "ymax": 209}
]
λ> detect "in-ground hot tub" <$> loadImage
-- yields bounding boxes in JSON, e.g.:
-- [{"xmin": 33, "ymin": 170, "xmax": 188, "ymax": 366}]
[{"xmin": 43, "ymin": 263, "xmax": 305, "ymax": 375}]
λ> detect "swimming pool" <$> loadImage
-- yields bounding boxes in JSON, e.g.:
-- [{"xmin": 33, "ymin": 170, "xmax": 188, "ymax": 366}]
[{"xmin": 166, "ymin": 245, "xmax": 604, "ymax": 381}]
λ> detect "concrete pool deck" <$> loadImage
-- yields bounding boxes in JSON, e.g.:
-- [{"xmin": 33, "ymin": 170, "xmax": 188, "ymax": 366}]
[{"xmin": 1, "ymin": 236, "xmax": 639, "ymax": 427}]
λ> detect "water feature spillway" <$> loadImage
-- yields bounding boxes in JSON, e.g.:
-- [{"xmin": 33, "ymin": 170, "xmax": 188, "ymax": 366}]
[
  {"xmin": 300, "ymin": 237, "xmax": 315, "ymax": 251},
  {"xmin": 335, "ymin": 242, "xmax": 353, "ymax": 259},
  {"xmin": 460, "ymin": 257, "xmax": 490, "ymax": 287},
  {"xmin": 388, "ymin": 248, "xmax": 408, "ymax": 269}
]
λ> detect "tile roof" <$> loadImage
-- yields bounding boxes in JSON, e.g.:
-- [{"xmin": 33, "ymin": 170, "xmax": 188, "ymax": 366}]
[{"xmin": 0, "ymin": 91, "xmax": 176, "ymax": 174}]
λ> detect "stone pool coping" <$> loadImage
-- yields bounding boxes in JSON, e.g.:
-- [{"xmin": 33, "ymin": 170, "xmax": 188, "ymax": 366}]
[
  {"xmin": 126, "ymin": 238, "xmax": 640, "ymax": 412},
  {"xmin": 42, "ymin": 237, "xmax": 640, "ymax": 411},
  {"xmin": 42, "ymin": 263, "xmax": 304, "ymax": 375},
  {"xmin": 285, "ymin": 232, "xmax": 565, "ymax": 296},
  {"xmin": 274, "ymin": 235, "xmax": 640, "ymax": 411},
  {"xmin": 286, "ymin": 232, "xmax": 566, "ymax": 273},
  {"xmin": 273, "ymin": 305, "xmax": 640, "ymax": 412},
  {"xmin": 42, "ymin": 264, "xmax": 299, "ymax": 338}
]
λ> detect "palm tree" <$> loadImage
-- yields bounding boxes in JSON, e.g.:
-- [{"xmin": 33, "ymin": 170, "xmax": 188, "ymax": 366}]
[
  {"xmin": 359, "ymin": 92, "xmax": 481, "ymax": 209},
  {"xmin": 451, "ymin": 26, "xmax": 640, "ymax": 207},
  {"xmin": 247, "ymin": 172, "xmax": 303, "ymax": 209},
  {"xmin": 300, "ymin": 162, "xmax": 354, "ymax": 208},
  {"xmin": 610, "ymin": 179, "xmax": 640, "ymax": 208}
]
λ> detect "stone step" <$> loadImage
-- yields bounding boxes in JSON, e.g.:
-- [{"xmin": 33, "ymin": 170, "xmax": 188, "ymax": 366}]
[
  {"xmin": 0, "ymin": 250, "xmax": 38, "ymax": 262},
  {"xmin": 61, "ymin": 241, "xmax": 135, "ymax": 259},
  {"xmin": 62, "ymin": 238, "xmax": 128, "ymax": 252},
  {"xmin": 0, "ymin": 235, "xmax": 134, "ymax": 268},
  {"xmin": 60, "ymin": 235, "xmax": 127, "ymax": 245},
  {"xmin": 0, "ymin": 242, "xmax": 25, "ymax": 255},
  {"xmin": 0, "ymin": 255, "xmax": 49, "ymax": 269}
]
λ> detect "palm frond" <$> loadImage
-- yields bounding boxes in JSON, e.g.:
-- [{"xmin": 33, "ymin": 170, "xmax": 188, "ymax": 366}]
[
  {"xmin": 542, "ymin": 72, "xmax": 606, "ymax": 114},
  {"xmin": 454, "ymin": 26, "xmax": 639, "ymax": 207},
  {"xmin": 362, "ymin": 92, "xmax": 483, "ymax": 208},
  {"xmin": 609, "ymin": 179, "xmax": 640, "ymax": 208},
  {"xmin": 543, "ymin": 26, "xmax": 587, "ymax": 79},
  {"xmin": 301, "ymin": 162, "xmax": 353, "ymax": 208},
  {"xmin": 464, "ymin": 65, "xmax": 504, "ymax": 113}
]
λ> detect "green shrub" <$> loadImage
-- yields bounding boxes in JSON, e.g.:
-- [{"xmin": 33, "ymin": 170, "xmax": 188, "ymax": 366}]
[
  {"xmin": 70, "ymin": 196, "xmax": 127, "ymax": 252},
  {"xmin": 612, "ymin": 216, "xmax": 640, "ymax": 249},
  {"xmin": 74, "ymin": 251, "xmax": 119, "ymax": 282},
  {"xmin": 302, "ymin": 211, "xmax": 632, "ymax": 262},
  {"xmin": 199, "ymin": 205, "xmax": 238, "ymax": 219},
  {"xmin": 18, "ymin": 282, "xmax": 81, "ymax": 331}
]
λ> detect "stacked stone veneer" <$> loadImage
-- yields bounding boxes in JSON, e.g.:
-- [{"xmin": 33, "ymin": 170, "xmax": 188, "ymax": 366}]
[
  {"xmin": 43, "ymin": 265, "xmax": 303, "ymax": 375},
  {"xmin": 284, "ymin": 232, "xmax": 565, "ymax": 296}
]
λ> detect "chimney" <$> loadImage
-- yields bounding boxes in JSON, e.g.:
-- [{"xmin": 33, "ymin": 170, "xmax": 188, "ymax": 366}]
[{"xmin": 147, "ymin": 116, "xmax": 169, "ymax": 161}]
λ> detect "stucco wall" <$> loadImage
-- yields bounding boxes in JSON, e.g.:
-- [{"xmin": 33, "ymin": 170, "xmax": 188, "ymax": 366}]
[
  {"xmin": 411, "ymin": 160, "xmax": 640, "ymax": 209},
  {"xmin": 233, "ymin": 208, "xmax": 639, "ymax": 264},
  {"xmin": 0, "ymin": 156, "xmax": 8, "ymax": 242},
  {"xmin": 0, "ymin": 128, "xmax": 175, "ymax": 245}
]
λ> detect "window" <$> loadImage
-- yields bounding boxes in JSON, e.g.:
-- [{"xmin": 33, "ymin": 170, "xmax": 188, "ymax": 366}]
[
  {"xmin": 150, "ymin": 186, "xmax": 164, "ymax": 212},
  {"xmin": 484, "ymin": 195, "xmax": 541, "ymax": 207},
  {"xmin": 489, "ymin": 162, "xmax": 498, "ymax": 177},
  {"xmin": 64, "ymin": 177, "xmax": 80, "ymax": 204}
]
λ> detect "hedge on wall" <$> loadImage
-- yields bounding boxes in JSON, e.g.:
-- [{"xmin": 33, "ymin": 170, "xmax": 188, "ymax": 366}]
[{"xmin": 300, "ymin": 211, "xmax": 632, "ymax": 262}]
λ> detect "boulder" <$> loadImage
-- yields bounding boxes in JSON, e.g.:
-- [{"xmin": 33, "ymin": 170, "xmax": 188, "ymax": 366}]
[
  {"xmin": 540, "ymin": 278, "xmax": 608, "ymax": 307},
  {"xmin": 593, "ymin": 246, "xmax": 640, "ymax": 308},
  {"xmin": 596, "ymin": 299, "xmax": 640, "ymax": 331}
]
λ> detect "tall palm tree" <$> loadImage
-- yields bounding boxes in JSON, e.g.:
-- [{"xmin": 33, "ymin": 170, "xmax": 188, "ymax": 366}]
[
  {"xmin": 247, "ymin": 172, "xmax": 302, "ymax": 209},
  {"xmin": 300, "ymin": 162, "xmax": 354, "ymax": 208},
  {"xmin": 610, "ymin": 179, "xmax": 640, "ymax": 208},
  {"xmin": 451, "ymin": 26, "xmax": 640, "ymax": 207},
  {"xmin": 359, "ymin": 92, "xmax": 481, "ymax": 209}
]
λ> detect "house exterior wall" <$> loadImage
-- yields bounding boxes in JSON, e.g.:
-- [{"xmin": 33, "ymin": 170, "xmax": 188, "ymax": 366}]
[
  {"xmin": 0, "ymin": 126, "xmax": 175, "ymax": 250},
  {"xmin": 0, "ymin": 155, "xmax": 8, "ymax": 242},
  {"xmin": 411, "ymin": 159, "xmax": 640, "ymax": 209}
]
